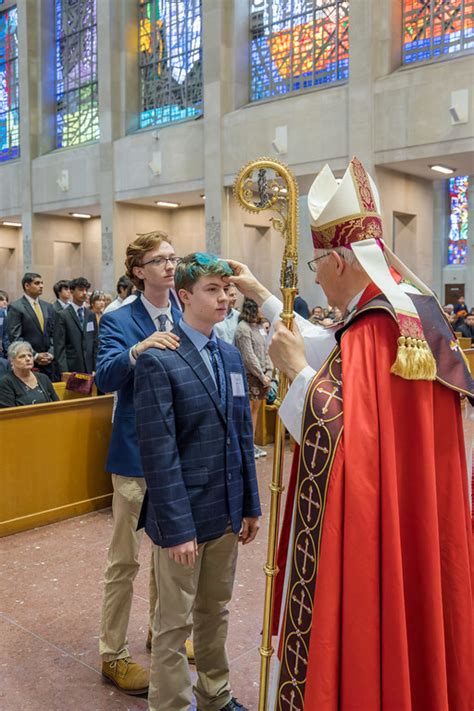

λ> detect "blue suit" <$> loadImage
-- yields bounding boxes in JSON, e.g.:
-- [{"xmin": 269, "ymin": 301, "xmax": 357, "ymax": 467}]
[
  {"xmin": 134, "ymin": 323, "xmax": 261, "ymax": 548},
  {"xmin": 95, "ymin": 294, "xmax": 181, "ymax": 476}
]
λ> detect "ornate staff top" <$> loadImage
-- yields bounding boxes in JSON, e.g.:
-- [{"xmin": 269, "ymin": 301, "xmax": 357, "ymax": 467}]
[{"xmin": 233, "ymin": 157, "xmax": 299, "ymax": 295}]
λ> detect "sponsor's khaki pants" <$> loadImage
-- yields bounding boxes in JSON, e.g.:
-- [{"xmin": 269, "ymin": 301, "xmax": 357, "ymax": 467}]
[
  {"xmin": 99, "ymin": 474, "xmax": 157, "ymax": 661},
  {"xmin": 148, "ymin": 529, "xmax": 239, "ymax": 711}
]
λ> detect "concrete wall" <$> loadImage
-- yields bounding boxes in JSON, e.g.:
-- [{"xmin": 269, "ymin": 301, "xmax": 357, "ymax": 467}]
[{"xmin": 0, "ymin": 0, "xmax": 471, "ymax": 299}]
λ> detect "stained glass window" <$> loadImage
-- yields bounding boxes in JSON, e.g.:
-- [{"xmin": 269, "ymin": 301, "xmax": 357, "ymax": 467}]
[
  {"xmin": 250, "ymin": 0, "xmax": 349, "ymax": 102},
  {"xmin": 448, "ymin": 176, "xmax": 469, "ymax": 265},
  {"xmin": 55, "ymin": 0, "xmax": 99, "ymax": 148},
  {"xmin": 403, "ymin": 0, "xmax": 474, "ymax": 64},
  {"xmin": 0, "ymin": 6, "xmax": 19, "ymax": 162},
  {"xmin": 139, "ymin": 0, "xmax": 202, "ymax": 128}
]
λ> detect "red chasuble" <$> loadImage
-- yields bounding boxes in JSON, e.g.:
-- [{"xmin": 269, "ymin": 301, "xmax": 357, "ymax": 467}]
[{"xmin": 273, "ymin": 304, "xmax": 473, "ymax": 711}]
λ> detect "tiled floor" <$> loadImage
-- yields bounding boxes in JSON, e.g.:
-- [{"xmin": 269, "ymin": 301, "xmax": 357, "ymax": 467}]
[{"xmin": 0, "ymin": 444, "xmax": 292, "ymax": 711}]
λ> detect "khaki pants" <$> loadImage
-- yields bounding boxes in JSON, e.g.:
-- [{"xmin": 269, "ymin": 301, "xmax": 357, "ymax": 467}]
[
  {"xmin": 99, "ymin": 474, "xmax": 157, "ymax": 661},
  {"xmin": 149, "ymin": 530, "xmax": 239, "ymax": 711}
]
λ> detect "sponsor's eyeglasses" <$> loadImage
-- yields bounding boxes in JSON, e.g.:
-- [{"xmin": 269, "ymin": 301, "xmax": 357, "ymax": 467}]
[
  {"xmin": 307, "ymin": 254, "xmax": 329, "ymax": 273},
  {"xmin": 141, "ymin": 256, "xmax": 182, "ymax": 268}
]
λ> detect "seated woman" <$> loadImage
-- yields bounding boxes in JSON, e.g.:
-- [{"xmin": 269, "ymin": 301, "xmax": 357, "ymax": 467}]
[{"xmin": 0, "ymin": 341, "xmax": 59, "ymax": 408}]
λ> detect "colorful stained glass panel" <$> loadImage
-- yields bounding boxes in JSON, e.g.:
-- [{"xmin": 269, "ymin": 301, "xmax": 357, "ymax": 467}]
[
  {"xmin": 250, "ymin": 0, "xmax": 349, "ymax": 102},
  {"xmin": 139, "ymin": 0, "xmax": 202, "ymax": 128},
  {"xmin": 0, "ymin": 6, "xmax": 19, "ymax": 162},
  {"xmin": 403, "ymin": 0, "xmax": 474, "ymax": 64},
  {"xmin": 55, "ymin": 0, "xmax": 99, "ymax": 148},
  {"xmin": 448, "ymin": 175, "xmax": 469, "ymax": 265}
]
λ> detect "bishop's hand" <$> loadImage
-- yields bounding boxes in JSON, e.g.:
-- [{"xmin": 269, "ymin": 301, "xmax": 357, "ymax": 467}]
[{"xmin": 269, "ymin": 321, "xmax": 308, "ymax": 382}]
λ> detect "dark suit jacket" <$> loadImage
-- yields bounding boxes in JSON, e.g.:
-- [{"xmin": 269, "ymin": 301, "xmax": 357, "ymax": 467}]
[
  {"xmin": 0, "ymin": 307, "xmax": 8, "ymax": 358},
  {"xmin": 95, "ymin": 294, "xmax": 181, "ymax": 477},
  {"xmin": 134, "ymin": 324, "xmax": 261, "ymax": 547},
  {"xmin": 0, "ymin": 371, "xmax": 58, "ymax": 408},
  {"xmin": 6, "ymin": 296, "xmax": 55, "ymax": 356},
  {"xmin": 53, "ymin": 300, "xmax": 68, "ymax": 314},
  {"xmin": 54, "ymin": 304, "xmax": 98, "ymax": 374}
]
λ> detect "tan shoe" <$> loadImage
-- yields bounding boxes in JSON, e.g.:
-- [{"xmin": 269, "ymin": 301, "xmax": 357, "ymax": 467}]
[
  {"xmin": 102, "ymin": 657, "xmax": 149, "ymax": 696},
  {"xmin": 185, "ymin": 638, "xmax": 195, "ymax": 665},
  {"xmin": 147, "ymin": 629, "xmax": 195, "ymax": 665}
]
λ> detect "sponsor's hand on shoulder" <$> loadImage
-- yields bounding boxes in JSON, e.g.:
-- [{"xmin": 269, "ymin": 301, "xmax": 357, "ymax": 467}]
[
  {"xmin": 136, "ymin": 331, "xmax": 180, "ymax": 355},
  {"xmin": 269, "ymin": 321, "xmax": 307, "ymax": 382}
]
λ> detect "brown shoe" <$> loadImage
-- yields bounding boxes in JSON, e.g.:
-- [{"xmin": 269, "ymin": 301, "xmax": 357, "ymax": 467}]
[{"xmin": 102, "ymin": 657, "xmax": 149, "ymax": 696}]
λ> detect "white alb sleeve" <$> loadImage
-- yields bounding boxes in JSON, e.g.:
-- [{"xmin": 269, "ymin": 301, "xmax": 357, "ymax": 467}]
[{"xmin": 278, "ymin": 366, "xmax": 317, "ymax": 444}]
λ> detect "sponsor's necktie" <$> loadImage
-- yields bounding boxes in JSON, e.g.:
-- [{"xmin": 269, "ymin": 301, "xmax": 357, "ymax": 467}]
[
  {"xmin": 78, "ymin": 307, "xmax": 84, "ymax": 324},
  {"xmin": 33, "ymin": 301, "xmax": 44, "ymax": 332},
  {"xmin": 157, "ymin": 314, "xmax": 168, "ymax": 332},
  {"xmin": 205, "ymin": 341, "xmax": 227, "ymax": 411}
]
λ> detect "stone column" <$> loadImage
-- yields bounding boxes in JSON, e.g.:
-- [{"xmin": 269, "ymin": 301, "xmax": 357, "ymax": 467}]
[
  {"xmin": 17, "ymin": 0, "xmax": 41, "ymax": 271},
  {"xmin": 202, "ymin": 0, "xmax": 246, "ymax": 255},
  {"xmin": 432, "ymin": 180, "xmax": 446, "ymax": 300},
  {"xmin": 96, "ymin": 0, "xmax": 124, "ymax": 291}
]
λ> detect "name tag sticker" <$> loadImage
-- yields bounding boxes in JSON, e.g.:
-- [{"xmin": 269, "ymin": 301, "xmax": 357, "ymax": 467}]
[
  {"xmin": 86, "ymin": 321, "xmax": 95, "ymax": 332},
  {"xmin": 230, "ymin": 372, "xmax": 245, "ymax": 397}
]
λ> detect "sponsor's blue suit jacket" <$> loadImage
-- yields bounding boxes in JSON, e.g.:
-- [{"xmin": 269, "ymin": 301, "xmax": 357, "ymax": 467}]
[
  {"xmin": 134, "ymin": 323, "xmax": 261, "ymax": 547},
  {"xmin": 95, "ymin": 294, "xmax": 181, "ymax": 477}
]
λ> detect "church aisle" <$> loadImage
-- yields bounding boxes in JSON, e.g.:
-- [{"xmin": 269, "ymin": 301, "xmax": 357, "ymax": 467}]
[{"xmin": 1, "ymin": 445, "xmax": 291, "ymax": 711}]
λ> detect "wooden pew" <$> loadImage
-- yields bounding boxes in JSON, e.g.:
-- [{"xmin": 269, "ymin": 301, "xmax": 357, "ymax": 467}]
[
  {"xmin": 464, "ymin": 348, "xmax": 474, "ymax": 375},
  {"xmin": 0, "ymin": 395, "xmax": 114, "ymax": 537}
]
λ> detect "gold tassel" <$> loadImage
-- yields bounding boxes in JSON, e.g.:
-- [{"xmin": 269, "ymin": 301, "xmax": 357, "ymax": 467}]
[{"xmin": 390, "ymin": 336, "xmax": 437, "ymax": 381}]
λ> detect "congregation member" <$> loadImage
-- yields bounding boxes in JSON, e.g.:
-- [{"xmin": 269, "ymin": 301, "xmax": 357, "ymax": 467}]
[
  {"xmin": 6, "ymin": 273, "xmax": 55, "ymax": 379},
  {"xmin": 453, "ymin": 294, "xmax": 468, "ymax": 316},
  {"xmin": 95, "ymin": 231, "xmax": 183, "ymax": 696},
  {"xmin": 213, "ymin": 282, "xmax": 240, "ymax": 343},
  {"xmin": 54, "ymin": 277, "xmax": 98, "ymax": 375},
  {"xmin": 103, "ymin": 275, "xmax": 134, "ymax": 314},
  {"xmin": 234, "ymin": 297, "xmax": 273, "ymax": 459},
  {"xmin": 0, "ymin": 341, "xmax": 58, "ymax": 408},
  {"xmin": 134, "ymin": 252, "xmax": 261, "ymax": 711},
  {"xmin": 228, "ymin": 157, "xmax": 473, "ymax": 710},
  {"xmin": 293, "ymin": 291, "xmax": 310, "ymax": 319},
  {"xmin": 309, "ymin": 305, "xmax": 325, "ymax": 323},
  {"xmin": 52, "ymin": 280, "xmax": 71, "ymax": 313},
  {"xmin": 0, "ymin": 290, "xmax": 9, "ymax": 373},
  {"xmin": 458, "ymin": 312, "xmax": 474, "ymax": 342},
  {"xmin": 90, "ymin": 290, "xmax": 106, "ymax": 325}
]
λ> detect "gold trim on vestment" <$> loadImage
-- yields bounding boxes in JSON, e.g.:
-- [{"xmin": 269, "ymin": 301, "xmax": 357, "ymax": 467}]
[{"xmin": 276, "ymin": 347, "xmax": 344, "ymax": 710}]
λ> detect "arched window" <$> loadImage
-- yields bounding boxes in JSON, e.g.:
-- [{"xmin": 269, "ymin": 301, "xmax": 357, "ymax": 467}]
[
  {"xmin": 403, "ymin": 0, "xmax": 474, "ymax": 64},
  {"xmin": 139, "ymin": 0, "xmax": 202, "ymax": 128},
  {"xmin": 0, "ymin": 6, "xmax": 19, "ymax": 162},
  {"xmin": 448, "ymin": 176, "xmax": 469, "ymax": 265},
  {"xmin": 250, "ymin": 0, "xmax": 349, "ymax": 102},
  {"xmin": 55, "ymin": 0, "xmax": 99, "ymax": 148}
]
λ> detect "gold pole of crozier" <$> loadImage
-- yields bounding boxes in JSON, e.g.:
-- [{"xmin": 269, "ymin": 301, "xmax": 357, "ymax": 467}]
[{"xmin": 233, "ymin": 158, "xmax": 299, "ymax": 711}]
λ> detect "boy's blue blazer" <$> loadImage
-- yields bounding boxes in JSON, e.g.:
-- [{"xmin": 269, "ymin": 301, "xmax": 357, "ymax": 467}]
[{"xmin": 134, "ymin": 323, "xmax": 261, "ymax": 547}]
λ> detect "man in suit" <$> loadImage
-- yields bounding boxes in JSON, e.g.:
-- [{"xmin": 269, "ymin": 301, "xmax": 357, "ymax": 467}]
[
  {"xmin": 6, "ymin": 273, "xmax": 56, "ymax": 379},
  {"xmin": 54, "ymin": 276, "xmax": 98, "ymax": 375},
  {"xmin": 0, "ymin": 289, "xmax": 9, "ymax": 370},
  {"xmin": 52, "ymin": 279, "xmax": 71, "ymax": 313},
  {"xmin": 134, "ymin": 252, "xmax": 261, "ymax": 711},
  {"xmin": 95, "ymin": 231, "xmax": 182, "ymax": 696}
]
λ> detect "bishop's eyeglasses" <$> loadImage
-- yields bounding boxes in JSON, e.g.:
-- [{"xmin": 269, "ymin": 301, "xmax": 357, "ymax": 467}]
[{"xmin": 307, "ymin": 254, "xmax": 329, "ymax": 273}]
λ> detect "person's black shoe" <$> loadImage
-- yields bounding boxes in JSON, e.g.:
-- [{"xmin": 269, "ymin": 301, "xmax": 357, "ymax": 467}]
[{"xmin": 199, "ymin": 697, "xmax": 247, "ymax": 711}]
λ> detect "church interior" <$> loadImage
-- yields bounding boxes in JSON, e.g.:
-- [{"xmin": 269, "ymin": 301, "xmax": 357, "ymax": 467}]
[{"xmin": 0, "ymin": 1, "xmax": 473, "ymax": 709}]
